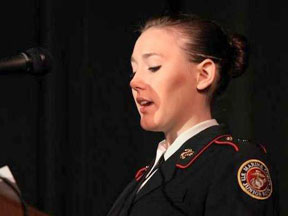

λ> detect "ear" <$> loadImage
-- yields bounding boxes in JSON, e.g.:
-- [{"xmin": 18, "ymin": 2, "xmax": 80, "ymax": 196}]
[{"xmin": 196, "ymin": 59, "xmax": 217, "ymax": 91}]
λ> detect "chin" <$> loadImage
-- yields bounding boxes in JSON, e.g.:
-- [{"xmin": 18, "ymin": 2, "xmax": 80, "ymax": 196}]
[{"xmin": 140, "ymin": 119, "xmax": 162, "ymax": 132}]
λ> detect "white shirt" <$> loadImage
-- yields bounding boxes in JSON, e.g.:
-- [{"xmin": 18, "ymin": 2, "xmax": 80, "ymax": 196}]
[{"xmin": 137, "ymin": 119, "xmax": 219, "ymax": 192}]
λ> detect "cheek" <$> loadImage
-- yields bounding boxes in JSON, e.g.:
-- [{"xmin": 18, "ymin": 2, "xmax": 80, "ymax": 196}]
[
  {"xmin": 161, "ymin": 71, "xmax": 194, "ymax": 102},
  {"xmin": 158, "ymin": 71, "xmax": 197, "ymax": 123}
]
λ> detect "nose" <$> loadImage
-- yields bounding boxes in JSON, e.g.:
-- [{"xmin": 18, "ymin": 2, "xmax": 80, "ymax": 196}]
[{"xmin": 129, "ymin": 72, "xmax": 146, "ymax": 92}]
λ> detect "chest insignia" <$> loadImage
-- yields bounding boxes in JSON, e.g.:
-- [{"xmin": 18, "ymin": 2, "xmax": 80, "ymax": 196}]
[
  {"xmin": 180, "ymin": 149, "xmax": 194, "ymax": 159},
  {"xmin": 237, "ymin": 159, "xmax": 273, "ymax": 200}
]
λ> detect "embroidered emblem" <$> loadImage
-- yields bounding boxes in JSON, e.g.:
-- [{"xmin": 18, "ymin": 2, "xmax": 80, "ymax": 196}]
[
  {"xmin": 180, "ymin": 149, "xmax": 194, "ymax": 159},
  {"xmin": 237, "ymin": 159, "xmax": 272, "ymax": 200}
]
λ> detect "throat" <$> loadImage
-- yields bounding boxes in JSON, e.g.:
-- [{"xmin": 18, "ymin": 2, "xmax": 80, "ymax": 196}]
[{"xmin": 164, "ymin": 116, "xmax": 213, "ymax": 147}]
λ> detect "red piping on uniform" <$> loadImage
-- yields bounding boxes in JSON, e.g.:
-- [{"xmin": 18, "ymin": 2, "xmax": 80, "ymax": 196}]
[
  {"xmin": 176, "ymin": 134, "xmax": 232, "ymax": 169},
  {"xmin": 258, "ymin": 143, "xmax": 267, "ymax": 154},
  {"xmin": 135, "ymin": 166, "xmax": 148, "ymax": 181},
  {"xmin": 214, "ymin": 140, "xmax": 239, "ymax": 152}
]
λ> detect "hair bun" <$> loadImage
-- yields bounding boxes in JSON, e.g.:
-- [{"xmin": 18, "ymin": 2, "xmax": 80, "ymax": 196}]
[{"xmin": 228, "ymin": 33, "xmax": 249, "ymax": 78}]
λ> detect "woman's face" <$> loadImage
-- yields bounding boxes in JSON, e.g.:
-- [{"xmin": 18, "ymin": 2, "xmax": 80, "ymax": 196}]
[{"xmin": 130, "ymin": 27, "xmax": 199, "ymax": 134}]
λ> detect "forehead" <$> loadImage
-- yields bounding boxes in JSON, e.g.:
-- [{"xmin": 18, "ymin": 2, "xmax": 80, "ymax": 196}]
[{"xmin": 132, "ymin": 27, "xmax": 185, "ymax": 60}]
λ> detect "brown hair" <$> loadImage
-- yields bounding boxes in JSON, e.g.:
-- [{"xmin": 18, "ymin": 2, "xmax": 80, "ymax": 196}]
[{"xmin": 139, "ymin": 14, "xmax": 249, "ymax": 97}]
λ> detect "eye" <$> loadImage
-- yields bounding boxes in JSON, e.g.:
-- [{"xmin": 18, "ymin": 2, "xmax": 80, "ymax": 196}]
[{"xmin": 148, "ymin": 65, "xmax": 161, "ymax": 72}]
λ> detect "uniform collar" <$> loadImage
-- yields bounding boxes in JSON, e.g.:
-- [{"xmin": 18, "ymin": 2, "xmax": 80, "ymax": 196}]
[{"xmin": 156, "ymin": 119, "xmax": 219, "ymax": 161}]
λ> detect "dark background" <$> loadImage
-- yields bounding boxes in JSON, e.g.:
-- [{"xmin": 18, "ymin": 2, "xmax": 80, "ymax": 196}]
[{"xmin": 0, "ymin": 0, "xmax": 287, "ymax": 215}]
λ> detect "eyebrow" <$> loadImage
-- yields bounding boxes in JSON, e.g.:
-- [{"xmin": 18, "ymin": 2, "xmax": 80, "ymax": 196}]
[{"xmin": 131, "ymin": 53, "xmax": 162, "ymax": 63}]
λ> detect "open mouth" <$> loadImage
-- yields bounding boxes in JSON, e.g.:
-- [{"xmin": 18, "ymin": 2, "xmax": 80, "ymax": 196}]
[
  {"xmin": 136, "ymin": 97, "xmax": 154, "ymax": 112},
  {"xmin": 139, "ymin": 100, "xmax": 153, "ymax": 106}
]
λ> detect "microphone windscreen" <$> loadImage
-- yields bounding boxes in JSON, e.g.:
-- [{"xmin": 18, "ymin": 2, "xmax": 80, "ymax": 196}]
[{"xmin": 25, "ymin": 47, "xmax": 53, "ymax": 75}]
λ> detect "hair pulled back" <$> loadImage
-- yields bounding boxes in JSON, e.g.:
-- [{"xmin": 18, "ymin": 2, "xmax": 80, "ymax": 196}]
[{"xmin": 140, "ymin": 14, "xmax": 249, "ymax": 97}]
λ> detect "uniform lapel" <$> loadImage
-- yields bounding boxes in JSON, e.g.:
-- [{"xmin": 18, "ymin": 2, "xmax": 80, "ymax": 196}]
[
  {"xmin": 107, "ymin": 159, "xmax": 156, "ymax": 216},
  {"xmin": 134, "ymin": 124, "xmax": 230, "ymax": 203},
  {"xmin": 134, "ymin": 152, "xmax": 178, "ymax": 202},
  {"xmin": 107, "ymin": 179, "xmax": 138, "ymax": 216}
]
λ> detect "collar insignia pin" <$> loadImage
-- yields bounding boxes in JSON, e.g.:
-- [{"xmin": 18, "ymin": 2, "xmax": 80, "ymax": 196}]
[{"xmin": 180, "ymin": 148, "xmax": 194, "ymax": 159}]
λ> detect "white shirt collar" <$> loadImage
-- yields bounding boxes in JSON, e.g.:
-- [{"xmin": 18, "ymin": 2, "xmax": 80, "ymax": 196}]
[{"xmin": 156, "ymin": 119, "xmax": 219, "ymax": 161}]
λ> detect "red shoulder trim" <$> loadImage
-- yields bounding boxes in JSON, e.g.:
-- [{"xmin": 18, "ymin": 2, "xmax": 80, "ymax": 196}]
[
  {"xmin": 135, "ymin": 166, "xmax": 148, "ymax": 181},
  {"xmin": 176, "ymin": 134, "xmax": 231, "ymax": 169},
  {"xmin": 214, "ymin": 139, "xmax": 239, "ymax": 152}
]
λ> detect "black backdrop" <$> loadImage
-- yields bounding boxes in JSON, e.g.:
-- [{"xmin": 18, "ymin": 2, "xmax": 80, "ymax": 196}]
[{"xmin": 0, "ymin": 0, "xmax": 287, "ymax": 215}]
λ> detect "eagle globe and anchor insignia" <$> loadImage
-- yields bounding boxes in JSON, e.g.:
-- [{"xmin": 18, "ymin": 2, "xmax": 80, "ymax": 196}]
[
  {"xmin": 237, "ymin": 159, "xmax": 272, "ymax": 200},
  {"xmin": 180, "ymin": 149, "xmax": 195, "ymax": 159}
]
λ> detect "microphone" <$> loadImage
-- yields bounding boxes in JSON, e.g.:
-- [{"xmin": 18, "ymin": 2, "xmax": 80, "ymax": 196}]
[{"xmin": 0, "ymin": 47, "xmax": 53, "ymax": 75}]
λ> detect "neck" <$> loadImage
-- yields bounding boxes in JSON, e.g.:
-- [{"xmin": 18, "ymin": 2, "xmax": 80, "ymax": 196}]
[{"xmin": 164, "ymin": 110, "xmax": 212, "ymax": 147}]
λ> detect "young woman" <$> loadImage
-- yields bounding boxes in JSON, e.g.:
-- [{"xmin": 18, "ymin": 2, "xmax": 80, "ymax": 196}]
[{"xmin": 107, "ymin": 14, "xmax": 279, "ymax": 216}]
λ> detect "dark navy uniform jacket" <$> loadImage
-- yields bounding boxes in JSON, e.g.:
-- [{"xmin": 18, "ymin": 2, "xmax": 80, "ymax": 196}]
[{"xmin": 107, "ymin": 125, "xmax": 279, "ymax": 216}]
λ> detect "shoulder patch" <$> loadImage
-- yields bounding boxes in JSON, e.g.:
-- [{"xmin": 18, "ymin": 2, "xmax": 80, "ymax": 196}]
[{"xmin": 237, "ymin": 159, "xmax": 272, "ymax": 200}]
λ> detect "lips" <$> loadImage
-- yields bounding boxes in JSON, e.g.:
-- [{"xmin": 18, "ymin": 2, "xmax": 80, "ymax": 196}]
[
  {"xmin": 136, "ymin": 97, "xmax": 153, "ymax": 106},
  {"xmin": 136, "ymin": 97, "xmax": 154, "ymax": 113}
]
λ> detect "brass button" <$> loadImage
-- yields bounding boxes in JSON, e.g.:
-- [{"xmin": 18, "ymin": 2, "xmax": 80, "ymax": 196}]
[{"xmin": 226, "ymin": 136, "xmax": 233, "ymax": 141}]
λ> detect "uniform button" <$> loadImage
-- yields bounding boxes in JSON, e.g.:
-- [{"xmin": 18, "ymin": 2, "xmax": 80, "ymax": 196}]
[{"xmin": 226, "ymin": 136, "xmax": 233, "ymax": 141}]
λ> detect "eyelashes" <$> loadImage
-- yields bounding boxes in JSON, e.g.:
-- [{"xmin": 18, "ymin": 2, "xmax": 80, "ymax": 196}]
[
  {"xmin": 148, "ymin": 65, "xmax": 161, "ymax": 72},
  {"xmin": 130, "ymin": 65, "xmax": 162, "ymax": 79}
]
